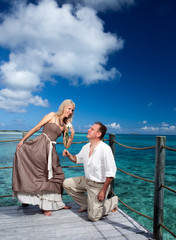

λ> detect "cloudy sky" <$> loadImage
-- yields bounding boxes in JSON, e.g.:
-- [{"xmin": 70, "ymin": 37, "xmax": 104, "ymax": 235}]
[{"xmin": 0, "ymin": 0, "xmax": 176, "ymax": 134}]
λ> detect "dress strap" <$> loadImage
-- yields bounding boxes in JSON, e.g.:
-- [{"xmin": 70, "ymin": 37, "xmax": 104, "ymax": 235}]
[{"xmin": 43, "ymin": 133, "xmax": 57, "ymax": 180}]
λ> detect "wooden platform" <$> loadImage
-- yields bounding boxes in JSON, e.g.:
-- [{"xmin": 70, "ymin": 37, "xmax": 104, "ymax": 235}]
[{"xmin": 0, "ymin": 202, "xmax": 153, "ymax": 240}]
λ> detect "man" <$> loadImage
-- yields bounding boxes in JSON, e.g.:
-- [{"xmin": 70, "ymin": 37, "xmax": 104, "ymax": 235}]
[{"xmin": 62, "ymin": 122, "xmax": 118, "ymax": 221}]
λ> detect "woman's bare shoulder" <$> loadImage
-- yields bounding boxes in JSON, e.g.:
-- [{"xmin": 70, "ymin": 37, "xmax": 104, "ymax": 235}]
[{"xmin": 47, "ymin": 112, "xmax": 56, "ymax": 117}]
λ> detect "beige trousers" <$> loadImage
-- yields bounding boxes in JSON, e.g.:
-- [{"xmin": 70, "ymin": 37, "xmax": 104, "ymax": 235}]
[{"xmin": 63, "ymin": 176, "xmax": 118, "ymax": 221}]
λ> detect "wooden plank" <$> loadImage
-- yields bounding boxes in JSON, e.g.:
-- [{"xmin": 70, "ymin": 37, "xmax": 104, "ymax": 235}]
[{"xmin": 0, "ymin": 202, "xmax": 153, "ymax": 240}]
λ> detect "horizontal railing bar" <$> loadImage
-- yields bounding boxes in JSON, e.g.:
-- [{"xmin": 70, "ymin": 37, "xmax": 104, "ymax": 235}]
[
  {"xmin": 163, "ymin": 145, "xmax": 176, "ymax": 152},
  {"xmin": 0, "ymin": 139, "xmax": 109, "ymax": 144},
  {"xmin": 161, "ymin": 184, "xmax": 176, "ymax": 194},
  {"xmin": 0, "ymin": 195, "xmax": 12, "ymax": 198},
  {"xmin": 114, "ymin": 140, "xmax": 156, "ymax": 150},
  {"xmin": 0, "ymin": 139, "xmax": 21, "ymax": 143},
  {"xmin": 62, "ymin": 165, "xmax": 83, "ymax": 168},
  {"xmin": 112, "ymin": 191, "xmax": 153, "ymax": 220},
  {"xmin": 160, "ymin": 223, "xmax": 176, "ymax": 238},
  {"xmin": 1, "ymin": 137, "xmax": 175, "ymax": 153},
  {"xmin": 0, "ymin": 140, "xmax": 89, "ymax": 144},
  {"xmin": 1, "ymin": 137, "xmax": 175, "ymax": 154},
  {"xmin": 64, "ymin": 141, "xmax": 89, "ymax": 144},
  {"xmin": 117, "ymin": 167, "xmax": 155, "ymax": 183},
  {"xmin": 0, "ymin": 167, "xmax": 12, "ymax": 169},
  {"xmin": 0, "ymin": 193, "xmax": 68, "ymax": 198},
  {"xmin": 0, "ymin": 165, "xmax": 83, "ymax": 170}
]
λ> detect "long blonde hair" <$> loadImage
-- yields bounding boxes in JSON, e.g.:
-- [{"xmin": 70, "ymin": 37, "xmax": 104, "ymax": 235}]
[{"xmin": 56, "ymin": 99, "xmax": 75, "ymax": 123}]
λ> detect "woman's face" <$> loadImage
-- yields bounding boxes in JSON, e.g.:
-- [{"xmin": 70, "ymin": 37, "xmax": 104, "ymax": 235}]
[{"xmin": 63, "ymin": 104, "xmax": 74, "ymax": 118}]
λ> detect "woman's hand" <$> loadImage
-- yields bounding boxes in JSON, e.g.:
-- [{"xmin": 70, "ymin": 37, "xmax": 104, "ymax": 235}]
[
  {"xmin": 16, "ymin": 140, "xmax": 24, "ymax": 150},
  {"xmin": 64, "ymin": 122, "xmax": 75, "ymax": 148},
  {"xmin": 66, "ymin": 121, "xmax": 75, "ymax": 134},
  {"xmin": 70, "ymin": 123, "xmax": 75, "ymax": 135}
]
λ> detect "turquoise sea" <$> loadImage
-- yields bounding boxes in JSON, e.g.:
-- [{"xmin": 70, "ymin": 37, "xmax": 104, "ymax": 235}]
[{"xmin": 0, "ymin": 132, "xmax": 176, "ymax": 239}]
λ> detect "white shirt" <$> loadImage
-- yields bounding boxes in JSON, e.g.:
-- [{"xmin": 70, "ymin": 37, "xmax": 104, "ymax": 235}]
[{"xmin": 76, "ymin": 141, "xmax": 116, "ymax": 182}]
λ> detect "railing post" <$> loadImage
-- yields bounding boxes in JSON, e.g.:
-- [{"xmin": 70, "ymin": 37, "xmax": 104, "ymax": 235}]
[
  {"xmin": 153, "ymin": 136, "xmax": 166, "ymax": 240},
  {"xmin": 108, "ymin": 134, "xmax": 115, "ymax": 198},
  {"xmin": 109, "ymin": 133, "xmax": 115, "ymax": 156}
]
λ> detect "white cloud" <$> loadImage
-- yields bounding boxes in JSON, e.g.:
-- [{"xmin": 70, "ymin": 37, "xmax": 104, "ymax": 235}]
[
  {"xmin": 142, "ymin": 120, "xmax": 147, "ymax": 124},
  {"xmin": 106, "ymin": 122, "xmax": 121, "ymax": 130},
  {"xmin": 160, "ymin": 125, "xmax": 176, "ymax": 131},
  {"xmin": 0, "ymin": 0, "xmax": 123, "ymax": 112},
  {"xmin": 141, "ymin": 126, "xmax": 159, "ymax": 131},
  {"xmin": 70, "ymin": 0, "xmax": 135, "ymax": 12},
  {"xmin": 141, "ymin": 124, "xmax": 176, "ymax": 133},
  {"xmin": 0, "ymin": 123, "xmax": 5, "ymax": 127},
  {"xmin": 0, "ymin": 88, "xmax": 48, "ymax": 113},
  {"xmin": 161, "ymin": 122, "xmax": 169, "ymax": 127}
]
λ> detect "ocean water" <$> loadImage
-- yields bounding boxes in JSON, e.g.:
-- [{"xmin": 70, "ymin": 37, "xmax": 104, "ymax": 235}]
[{"xmin": 0, "ymin": 132, "xmax": 175, "ymax": 239}]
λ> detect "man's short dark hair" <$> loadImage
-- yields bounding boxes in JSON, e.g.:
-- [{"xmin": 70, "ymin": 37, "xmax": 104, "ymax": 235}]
[{"xmin": 95, "ymin": 121, "xmax": 107, "ymax": 140}]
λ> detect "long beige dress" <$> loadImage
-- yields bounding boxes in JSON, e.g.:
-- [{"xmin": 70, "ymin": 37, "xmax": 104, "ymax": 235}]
[{"xmin": 12, "ymin": 122, "xmax": 65, "ymax": 210}]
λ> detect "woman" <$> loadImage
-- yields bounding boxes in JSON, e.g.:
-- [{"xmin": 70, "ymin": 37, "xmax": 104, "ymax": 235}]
[{"xmin": 12, "ymin": 99, "xmax": 75, "ymax": 216}]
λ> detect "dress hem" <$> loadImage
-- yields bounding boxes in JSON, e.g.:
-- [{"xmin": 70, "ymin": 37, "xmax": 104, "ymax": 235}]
[{"xmin": 13, "ymin": 191, "xmax": 65, "ymax": 211}]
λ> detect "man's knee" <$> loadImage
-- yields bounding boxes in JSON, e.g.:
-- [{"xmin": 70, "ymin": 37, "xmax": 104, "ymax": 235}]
[
  {"xmin": 63, "ymin": 176, "xmax": 82, "ymax": 190},
  {"xmin": 88, "ymin": 205, "xmax": 103, "ymax": 222},
  {"xmin": 63, "ymin": 178, "xmax": 70, "ymax": 189},
  {"xmin": 88, "ymin": 211, "xmax": 101, "ymax": 222}
]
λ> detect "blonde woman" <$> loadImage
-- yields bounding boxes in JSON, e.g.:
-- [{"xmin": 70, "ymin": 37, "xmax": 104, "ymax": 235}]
[{"xmin": 12, "ymin": 99, "xmax": 75, "ymax": 216}]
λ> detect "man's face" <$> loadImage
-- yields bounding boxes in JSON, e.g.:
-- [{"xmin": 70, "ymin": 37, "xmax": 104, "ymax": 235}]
[{"xmin": 87, "ymin": 124, "xmax": 101, "ymax": 140}]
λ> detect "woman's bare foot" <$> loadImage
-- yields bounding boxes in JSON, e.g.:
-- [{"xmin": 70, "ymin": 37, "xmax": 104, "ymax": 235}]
[
  {"xmin": 43, "ymin": 210, "xmax": 52, "ymax": 216},
  {"xmin": 63, "ymin": 205, "xmax": 72, "ymax": 209}
]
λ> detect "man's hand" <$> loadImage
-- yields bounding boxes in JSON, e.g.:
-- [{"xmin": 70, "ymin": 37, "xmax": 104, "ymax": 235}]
[
  {"xmin": 98, "ymin": 189, "xmax": 106, "ymax": 202},
  {"xmin": 62, "ymin": 149, "xmax": 70, "ymax": 157},
  {"xmin": 62, "ymin": 149, "xmax": 77, "ymax": 163},
  {"xmin": 97, "ymin": 177, "xmax": 113, "ymax": 202}
]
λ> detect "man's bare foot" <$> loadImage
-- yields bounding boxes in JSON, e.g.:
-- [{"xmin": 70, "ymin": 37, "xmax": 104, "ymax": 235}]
[
  {"xmin": 63, "ymin": 205, "xmax": 72, "ymax": 209},
  {"xmin": 78, "ymin": 209, "xmax": 87, "ymax": 212},
  {"xmin": 43, "ymin": 210, "xmax": 52, "ymax": 216},
  {"xmin": 111, "ymin": 207, "xmax": 117, "ymax": 213}
]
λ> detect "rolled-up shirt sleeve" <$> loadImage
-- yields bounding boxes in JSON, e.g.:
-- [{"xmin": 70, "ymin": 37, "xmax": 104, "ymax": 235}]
[{"xmin": 104, "ymin": 147, "xmax": 117, "ymax": 178}]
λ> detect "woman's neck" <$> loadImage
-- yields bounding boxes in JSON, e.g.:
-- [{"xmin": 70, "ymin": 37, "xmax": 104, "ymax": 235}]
[{"xmin": 58, "ymin": 114, "xmax": 65, "ymax": 126}]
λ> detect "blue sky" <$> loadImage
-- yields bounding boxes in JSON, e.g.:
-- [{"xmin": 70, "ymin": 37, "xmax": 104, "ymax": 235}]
[{"xmin": 0, "ymin": 0, "xmax": 176, "ymax": 134}]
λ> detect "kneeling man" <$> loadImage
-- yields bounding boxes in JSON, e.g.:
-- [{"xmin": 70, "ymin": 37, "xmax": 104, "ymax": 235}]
[{"xmin": 62, "ymin": 122, "xmax": 118, "ymax": 221}]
